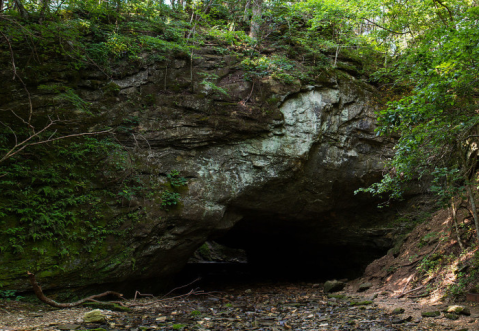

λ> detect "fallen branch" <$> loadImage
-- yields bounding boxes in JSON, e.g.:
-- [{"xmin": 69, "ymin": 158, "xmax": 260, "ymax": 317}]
[
  {"xmin": 133, "ymin": 291, "xmax": 154, "ymax": 301},
  {"xmin": 0, "ymin": 308, "xmax": 11, "ymax": 314},
  {"xmin": 129, "ymin": 288, "xmax": 206, "ymax": 307},
  {"xmin": 160, "ymin": 277, "xmax": 201, "ymax": 299},
  {"xmin": 395, "ymin": 285, "xmax": 425, "ymax": 298},
  {"xmin": 27, "ymin": 272, "xmax": 125, "ymax": 308}
]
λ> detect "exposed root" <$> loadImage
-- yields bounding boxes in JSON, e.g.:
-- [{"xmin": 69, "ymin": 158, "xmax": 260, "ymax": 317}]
[{"xmin": 27, "ymin": 272, "xmax": 125, "ymax": 308}]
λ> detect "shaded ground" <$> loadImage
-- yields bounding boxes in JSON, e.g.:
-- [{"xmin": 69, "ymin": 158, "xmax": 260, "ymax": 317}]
[{"xmin": 1, "ymin": 281, "xmax": 478, "ymax": 330}]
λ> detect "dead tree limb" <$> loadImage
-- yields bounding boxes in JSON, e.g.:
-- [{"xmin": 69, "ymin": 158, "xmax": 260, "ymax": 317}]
[
  {"xmin": 395, "ymin": 285, "xmax": 425, "ymax": 299},
  {"xmin": 27, "ymin": 272, "xmax": 125, "ymax": 308},
  {"xmin": 0, "ymin": 116, "xmax": 112, "ymax": 164},
  {"xmin": 0, "ymin": 30, "xmax": 16, "ymax": 79},
  {"xmin": 451, "ymin": 198, "xmax": 464, "ymax": 250},
  {"xmin": 160, "ymin": 277, "xmax": 201, "ymax": 299},
  {"xmin": 133, "ymin": 291, "xmax": 154, "ymax": 301},
  {"xmin": 128, "ymin": 288, "xmax": 206, "ymax": 307}
]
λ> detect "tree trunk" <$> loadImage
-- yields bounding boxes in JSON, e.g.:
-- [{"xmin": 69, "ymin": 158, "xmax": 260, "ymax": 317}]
[
  {"xmin": 243, "ymin": 0, "xmax": 251, "ymax": 22},
  {"xmin": 0, "ymin": 0, "xmax": 4, "ymax": 12},
  {"xmin": 13, "ymin": 0, "xmax": 29, "ymax": 19},
  {"xmin": 39, "ymin": 0, "xmax": 50, "ymax": 20},
  {"xmin": 466, "ymin": 184, "xmax": 479, "ymax": 243},
  {"xmin": 451, "ymin": 199, "xmax": 464, "ymax": 250},
  {"xmin": 249, "ymin": 0, "xmax": 262, "ymax": 40},
  {"xmin": 185, "ymin": 0, "xmax": 192, "ymax": 15}
]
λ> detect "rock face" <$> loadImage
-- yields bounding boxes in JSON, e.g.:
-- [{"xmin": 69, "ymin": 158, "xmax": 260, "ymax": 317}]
[{"xmin": 0, "ymin": 50, "xmax": 403, "ymax": 292}]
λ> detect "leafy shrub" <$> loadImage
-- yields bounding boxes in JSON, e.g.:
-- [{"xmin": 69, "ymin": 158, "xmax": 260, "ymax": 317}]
[
  {"xmin": 167, "ymin": 170, "xmax": 187, "ymax": 187},
  {"xmin": 161, "ymin": 191, "xmax": 180, "ymax": 210}
]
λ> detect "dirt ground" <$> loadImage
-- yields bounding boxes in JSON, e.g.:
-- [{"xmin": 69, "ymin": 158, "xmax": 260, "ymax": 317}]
[{"xmin": 1, "ymin": 281, "xmax": 479, "ymax": 330}]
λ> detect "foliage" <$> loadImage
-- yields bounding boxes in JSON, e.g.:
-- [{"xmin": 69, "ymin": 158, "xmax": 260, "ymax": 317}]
[
  {"xmin": 190, "ymin": 310, "xmax": 201, "ymax": 316},
  {"xmin": 161, "ymin": 191, "xmax": 181, "ymax": 210},
  {"xmin": 199, "ymin": 72, "xmax": 229, "ymax": 96},
  {"xmin": 167, "ymin": 170, "xmax": 188, "ymax": 188},
  {"xmin": 355, "ymin": 3, "xmax": 479, "ymax": 208},
  {"xmin": 0, "ymin": 136, "xmax": 143, "ymax": 259},
  {"xmin": 0, "ymin": 289, "xmax": 23, "ymax": 301}
]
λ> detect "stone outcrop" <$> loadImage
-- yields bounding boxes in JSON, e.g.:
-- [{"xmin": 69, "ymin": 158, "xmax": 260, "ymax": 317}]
[{"xmin": 0, "ymin": 49, "xmax": 404, "ymax": 292}]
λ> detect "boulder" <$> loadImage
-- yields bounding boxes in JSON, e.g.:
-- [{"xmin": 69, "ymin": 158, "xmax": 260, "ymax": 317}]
[
  {"xmin": 324, "ymin": 280, "xmax": 346, "ymax": 293},
  {"xmin": 358, "ymin": 282, "xmax": 372, "ymax": 292}
]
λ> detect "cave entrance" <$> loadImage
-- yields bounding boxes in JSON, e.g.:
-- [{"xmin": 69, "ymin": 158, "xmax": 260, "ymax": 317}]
[{"xmin": 178, "ymin": 206, "xmax": 400, "ymax": 289}]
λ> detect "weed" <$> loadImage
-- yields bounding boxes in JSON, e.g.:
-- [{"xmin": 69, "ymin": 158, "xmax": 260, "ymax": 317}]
[
  {"xmin": 167, "ymin": 170, "xmax": 187, "ymax": 187},
  {"xmin": 161, "ymin": 191, "xmax": 180, "ymax": 210}
]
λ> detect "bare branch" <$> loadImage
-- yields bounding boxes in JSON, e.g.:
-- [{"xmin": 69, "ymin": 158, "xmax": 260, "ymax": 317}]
[
  {"xmin": 363, "ymin": 18, "xmax": 409, "ymax": 35},
  {"xmin": 11, "ymin": 73, "xmax": 34, "ymax": 127},
  {"xmin": 133, "ymin": 291, "xmax": 154, "ymax": 301},
  {"xmin": 160, "ymin": 277, "xmax": 201, "ymax": 299},
  {"xmin": 0, "ymin": 120, "xmax": 18, "ymax": 146},
  {"xmin": 0, "ymin": 121, "xmax": 112, "ymax": 164},
  {"xmin": 0, "ymin": 30, "xmax": 16, "ymax": 79}
]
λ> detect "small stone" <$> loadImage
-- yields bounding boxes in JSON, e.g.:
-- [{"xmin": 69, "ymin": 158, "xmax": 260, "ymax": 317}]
[
  {"xmin": 323, "ymin": 280, "xmax": 345, "ymax": 293},
  {"xmin": 392, "ymin": 308, "xmax": 405, "ymax": 315},
  {"xmin": 312, "ymin": 284, "xmax": 320, "ymax": 288},
  {"xmin": 444, "ymin": 313, "xmax": 459, "ymax": 320},
  {"xmin": 357, "ymin": 282, "xmax": 372, "ymax": 292},
  {"xmin": 446, "ymin": 305, "xmax": 471, "ymax": 316},
  {"xmin": 391, "ymin": 316, "xmax": 412, "ymax": 324},
  {"xmin": 245, "ymin": 289, "xmax": 252, "ymax": 294},
  {"xmin": 57, "ymin": 325, "xmax": 80, "ymax": 330},
  {"xmin": 83, "ymin": 309, "xmax": 106, "ymax": 323},
  {"xmin": 421, "ymin": 311, "xmax": 440, "ymax": 318}
]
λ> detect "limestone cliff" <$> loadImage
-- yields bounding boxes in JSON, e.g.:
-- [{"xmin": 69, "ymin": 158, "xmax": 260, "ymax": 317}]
[{"xmin": 0, "ymin": 48, "xmax": 402, "ymax": 292}]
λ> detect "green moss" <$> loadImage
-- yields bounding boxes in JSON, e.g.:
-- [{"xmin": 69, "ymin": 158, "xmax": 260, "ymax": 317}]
[
  {"xmin": 102, "ymin": 82, "xmax": 120, "ymax": 96},
  {"xmin": 392, "ymin": 308, "xmax": 405, "ymax": 314},
  {"xmin": 266, "ymin": 96, "xmax": 280, "ymax": 105},
  {"xmin": 350, "ymin": 300, "xmax": 373, "ymax": 306},
  {"xmin": 198, "ymin": 243, "xmax": 211, "ymax": 259},
  {"xmin": 421, "ymin": 311, "xmax": 440, "ymax": 317}
]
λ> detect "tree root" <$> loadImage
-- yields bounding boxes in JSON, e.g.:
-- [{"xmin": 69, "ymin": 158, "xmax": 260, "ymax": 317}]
[{"xmin": 27, "ymin": 272, "xmax": 125, "ymax": 308}]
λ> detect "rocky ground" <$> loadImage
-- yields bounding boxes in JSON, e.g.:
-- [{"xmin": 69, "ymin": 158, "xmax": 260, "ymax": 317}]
[{"xmin": 1, "ymin": 281, "xmax": 478, "ymax": 331}]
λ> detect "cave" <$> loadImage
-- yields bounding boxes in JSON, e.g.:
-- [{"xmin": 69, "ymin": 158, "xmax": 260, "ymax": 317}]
[{"xmin": 177, "ymin": 201, "xmax": 404, "ymax": 290}]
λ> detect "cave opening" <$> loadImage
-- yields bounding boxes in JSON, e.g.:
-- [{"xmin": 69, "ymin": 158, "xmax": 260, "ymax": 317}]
[{"xmin": 176, "ymin": 205, "xmax": 400, "ymax": 290}]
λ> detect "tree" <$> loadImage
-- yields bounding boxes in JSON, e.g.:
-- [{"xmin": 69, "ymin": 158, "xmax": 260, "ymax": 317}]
[
  {"xmin": 249, "ymin": 0, "xmax": 262, "ymax": 39},
  {"xmin": 353, "ymin": 1, "xmax": 479, "ymax": 241}
]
